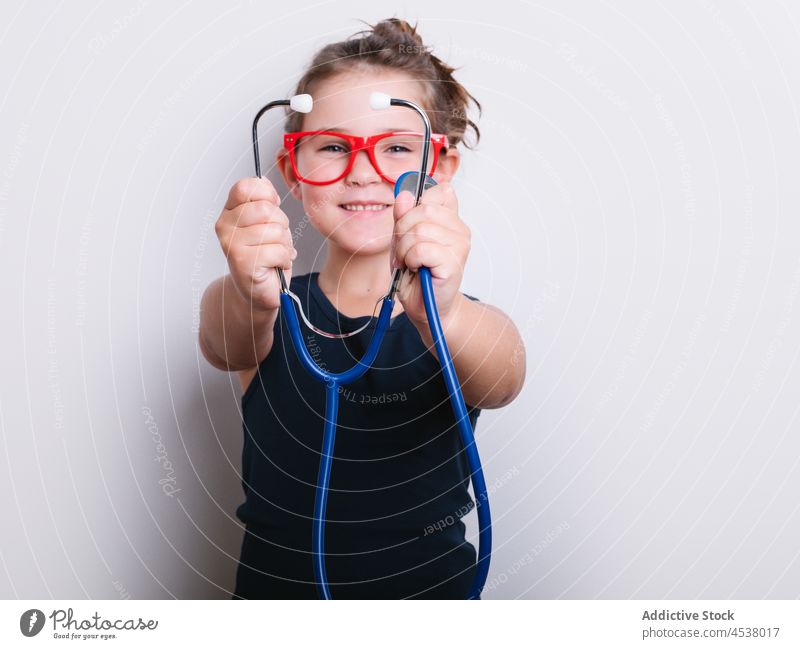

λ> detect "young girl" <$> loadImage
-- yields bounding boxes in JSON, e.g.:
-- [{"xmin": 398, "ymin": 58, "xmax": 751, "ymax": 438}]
[{"xmin": 200, "ymin": 17, "xmax": 526, "ymax": 599}]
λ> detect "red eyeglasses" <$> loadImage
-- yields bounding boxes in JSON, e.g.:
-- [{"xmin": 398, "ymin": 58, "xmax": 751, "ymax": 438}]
[{"xmin": 283, "ymin": 130, "xmax": 449, "ymax": 186}]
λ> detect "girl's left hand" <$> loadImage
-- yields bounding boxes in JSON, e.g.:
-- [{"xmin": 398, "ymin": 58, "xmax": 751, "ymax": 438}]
[{"xmin": 391, "ymin": 182, "xmax": 471, "ymax": 327}]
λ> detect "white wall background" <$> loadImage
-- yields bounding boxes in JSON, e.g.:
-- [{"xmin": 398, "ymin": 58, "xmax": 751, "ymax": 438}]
[{"xmin": 1, "ymin": 0, "xmax": 799, "ymax": 599}]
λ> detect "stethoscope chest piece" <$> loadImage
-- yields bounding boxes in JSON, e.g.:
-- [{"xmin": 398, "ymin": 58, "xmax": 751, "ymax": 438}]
[{"xmin": 394, "ymin": 171, "xmax": 437, "ymax": 198}]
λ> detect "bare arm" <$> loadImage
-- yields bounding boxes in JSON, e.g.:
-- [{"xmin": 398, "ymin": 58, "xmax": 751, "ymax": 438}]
[
  {"xmin": 391, "ymin": 183, "xmax": 526, "ymax": 409},
  {"xmin": 414, "ymin": 292, "xmax": 526, "ymax": 410},
  {"xmin": 198, "ymin": 274, "xmax": 278, "ymax": 371}
]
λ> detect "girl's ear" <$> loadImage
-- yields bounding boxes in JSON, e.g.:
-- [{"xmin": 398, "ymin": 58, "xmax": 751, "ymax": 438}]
[
  {"xmin": 275, "ymin": 148, "xmax": 303, "ymax": 201},
  {"xmin": 433, "ymin": 146, "xmax": 460, "ymax": 183}
]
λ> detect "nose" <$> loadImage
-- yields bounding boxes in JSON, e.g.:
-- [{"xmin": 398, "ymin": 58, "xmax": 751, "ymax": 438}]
[{"xmin": 344, "ymin": 148, "xmax": 381, "ymax": 185}]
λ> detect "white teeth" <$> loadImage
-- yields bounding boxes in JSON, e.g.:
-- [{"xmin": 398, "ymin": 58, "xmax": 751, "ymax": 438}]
[{"xmin": 341, "ymin": 204, "xmax": 389, "ymax": 211}]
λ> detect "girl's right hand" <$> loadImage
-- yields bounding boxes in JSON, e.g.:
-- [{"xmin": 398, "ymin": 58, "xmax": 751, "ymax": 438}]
[{"xmin": 215, "ymin": 177, "xmax": 296, "ymax": 311}]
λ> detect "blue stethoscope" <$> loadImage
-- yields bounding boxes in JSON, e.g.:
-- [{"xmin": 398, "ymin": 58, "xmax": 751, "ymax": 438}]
[{"xmin": 251, "ymin": 92, "xmax": 491, "ymax": 599}]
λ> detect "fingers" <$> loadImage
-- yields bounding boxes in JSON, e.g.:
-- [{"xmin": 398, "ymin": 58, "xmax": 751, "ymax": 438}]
[
  {"xmin": 230, "ymin": 221, "xmax": 294, "ymax": 249},
  {"xmin": 217, "ymin": 181, "xmax": 296, "ymax": 276},
  {"xmin": 393, "ymin": 182, "xmax": 456, "ymax": 220},
  {"xmin": 392, "ymin": 181, "xmax": 469, "ymax": 274},
  {"xmin": 251, "ymin": 264, "xmax": 293, "ymax": 311},
  {"xmin": 235, "ymin": 243, "xmax": 295, "ymax": 285},
  {"xmin": 400, "ymin": 241, "xmax": 459, "ymax": 277},
  {"xmin": 393, "ymin": 201, "xmax": 469, "ymax": 249},
  {"xmin": 217, "ymin": 178, "xmax": 294, "ymax": 311},
  {"xmin": 224, "ymin": 199, "xmax": 289, "ymax": 229},
  {"xmin": 394, "ymin": 222, "xmax": 470, "ymax": 271},
  {"xmin": 393, "ymin": 221, "xmax": 454, "ymax": 267},
  {"xmin": 225, "ymin": 177, "xmax": 281, "ymax": 211},
  {"xmin": 419, "ymin": 181, "xmax": 457, "ymax": 210},
  {"xmin": 393, "ymin": 184, "xmax": 462, "ymax": 232},
  {"xmin": 218, "ymin": 209, "xmax": 293, "ymax": 255},
  {"xmin": 393, "ymin": 190, "xmax": 416, "ymax": 222}
]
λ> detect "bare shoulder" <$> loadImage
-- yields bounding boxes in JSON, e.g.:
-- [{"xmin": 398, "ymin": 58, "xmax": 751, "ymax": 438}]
[{"xmin": 238, "ymin": 367, "xmax": 258, "ymax": 392}]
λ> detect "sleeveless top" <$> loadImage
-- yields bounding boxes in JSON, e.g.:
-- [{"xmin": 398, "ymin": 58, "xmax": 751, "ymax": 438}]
[{"xmin": 235, "ymin": 272, "xmax": 481, "ymax": 597}]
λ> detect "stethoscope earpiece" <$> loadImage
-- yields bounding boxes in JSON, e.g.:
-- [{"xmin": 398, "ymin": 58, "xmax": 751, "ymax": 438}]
[{"xmin": 289, "ymin": 93, "xmax": 313, "ymax": 113}]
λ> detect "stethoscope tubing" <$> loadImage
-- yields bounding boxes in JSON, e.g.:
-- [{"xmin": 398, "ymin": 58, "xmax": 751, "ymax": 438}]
[
  {"xmin": 419, "ymin": 266, "xmax": 491, "ymax": 599},
  {"xmin": 279, "ymin": 292, "xmax": 395, "ymax": 601},
  {"xmin": 282, "ymin": 269, "xmax": 491, "ymax": 599}
]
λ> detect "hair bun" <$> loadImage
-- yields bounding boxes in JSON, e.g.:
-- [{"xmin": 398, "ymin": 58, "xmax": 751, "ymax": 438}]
[
  {"xmin": 371, "ymin": 18, "xmax": 423, "ymax": 43},
  {"xmin": 365, "ymin": 17, "xmax": 427, "ymax": 50},
  {"xmin": 287, "ymin": 16, "xmax": 482, "ymax": 150}
]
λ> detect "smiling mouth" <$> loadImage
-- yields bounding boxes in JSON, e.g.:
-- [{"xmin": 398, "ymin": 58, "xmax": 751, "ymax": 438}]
[{"xmin": 339, "ymin": 203, "xmax": 391, "ymax": 212}]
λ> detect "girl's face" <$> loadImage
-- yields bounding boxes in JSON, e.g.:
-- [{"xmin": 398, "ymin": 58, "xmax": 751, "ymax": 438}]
[{"xmin": 276, "ymin": 69, "xmax": 459, "ymax": 259}]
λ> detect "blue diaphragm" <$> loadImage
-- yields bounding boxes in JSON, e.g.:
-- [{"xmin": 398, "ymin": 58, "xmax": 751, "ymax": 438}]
[{"xmin": 393, "ymin": 171, "xmax": 437, "ymax": 198}]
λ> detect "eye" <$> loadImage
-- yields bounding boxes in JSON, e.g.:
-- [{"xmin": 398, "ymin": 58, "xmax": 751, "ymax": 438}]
[
  {"xmin": 320, "ymin": 143, "xmax": 348, "ymax": 154},
  {"xmin": 385, "ymin": 144, "xmax": 412, "ymax": 154}
]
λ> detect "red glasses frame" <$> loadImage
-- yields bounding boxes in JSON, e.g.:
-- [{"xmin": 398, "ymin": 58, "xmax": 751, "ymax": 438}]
[{"xmin": 283, "ymin": 130, "xmax": 449, "ymax": 186}]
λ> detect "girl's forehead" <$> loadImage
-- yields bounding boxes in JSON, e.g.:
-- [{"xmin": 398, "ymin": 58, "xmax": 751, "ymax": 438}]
[{"xmin": 303, "ymin": 70, "xmax": 429, "ymax": 130}]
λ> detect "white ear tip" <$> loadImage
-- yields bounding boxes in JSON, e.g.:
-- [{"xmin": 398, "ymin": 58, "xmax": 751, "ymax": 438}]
[
  {"xmin": 290, "ymin": 94, "xmax": 313, "ymax": 113},
  {"xmin": 370, "ymin": 92, "xmax": 392, "ymax": 110}
]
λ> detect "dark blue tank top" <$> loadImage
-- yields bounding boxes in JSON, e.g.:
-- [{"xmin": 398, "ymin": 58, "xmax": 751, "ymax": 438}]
[{"xmin": 234, "ymin": 272, "xmax": 481, "ymax": 598}]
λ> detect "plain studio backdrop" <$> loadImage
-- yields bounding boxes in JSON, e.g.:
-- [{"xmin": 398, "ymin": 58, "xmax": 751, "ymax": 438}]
[{"xmin": 1, "ymin": 0, "xmax": 799, "ymax": 600}]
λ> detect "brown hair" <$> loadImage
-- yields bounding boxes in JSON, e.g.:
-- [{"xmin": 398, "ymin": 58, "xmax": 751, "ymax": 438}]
[{"xmin": 285, "ymin": 17, "xmax": 481, "ymax": 149}]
